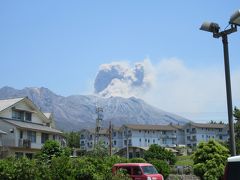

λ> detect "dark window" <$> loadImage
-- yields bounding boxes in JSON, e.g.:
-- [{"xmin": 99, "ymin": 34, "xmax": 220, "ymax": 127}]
[
  {"xmin": 25, "ymin": 112, "xmax": 32, "ymax": 121},
  {"xmin": 225, "ymin": 162, "xmax": 240, "ymax": 179},
  {"xmin": 27, "ymin": 131, "xmax": 36, "ymax": 143},
  {"xmin": 142, "ymin": 166, "xmax": 158, "ymax": 174},
  {"xmin": 41, "ymin": 133, "xmax": 49, "ymax": 144},
  {"xmin": 15, "ymin": 152, "xmax": 24, "ymax": 159},
  {"xmin": 113, "ymin": 140, "xmax": 116, "ymax": 145},
  {"xmin": 132, "ymin": 166, "xmax": 142, "ymax": 175},
  {"xmin": 12, "ymin": 110, "xmax": 24, "ymax": 121},
  {"xmin": 25, "ymin": 153, "xmax": 33, "ymax": 159},
  {"xmin": 19, "ymin": 131, "xmax": 23, "ymax": 139}
]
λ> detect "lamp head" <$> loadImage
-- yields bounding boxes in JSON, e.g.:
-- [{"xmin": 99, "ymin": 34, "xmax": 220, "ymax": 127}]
[
  {"xmin": 229, "ymin": 9, "xmax": 240, "ymax": 26},
  {"xmin": 200, "ymin": 22, "xmax": 220, "ymax": 33}
]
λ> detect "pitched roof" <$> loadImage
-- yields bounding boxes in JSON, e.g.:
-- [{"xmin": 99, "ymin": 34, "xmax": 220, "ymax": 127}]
[
  {"xmin": 0, "ymin": 130, "xmax": 7, "ymax": 134},
  {"xmin": 124, "ymin": 124, "xmax": 177, "ymax": 131},
  {"xmin": 1, "ymin": 118, "xmax": 62, "ymax": 134},
  {"xmin": 0, "ymin": 97, "xmax": 50, "ymax": 124},
  {"xmin": 43, "ymin": 113, "xmax": 52, "ymax": 119},
  {"xmin": 188, "ymin": 122, "xmax": 227, "ymax": 129},
  {"xmin": 0, "ymin": 97, "xmax": 24, "ymax": 112}
]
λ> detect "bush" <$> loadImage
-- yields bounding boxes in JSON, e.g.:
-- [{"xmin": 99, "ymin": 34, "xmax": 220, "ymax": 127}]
[
  {"xmin": 192, "ymin": 140, "xmax": 229, "ymax": 179},
  {"xmin": 129, "ymin": 158, "xmax": 146, "ymax": 163},
  {"xmin": 149, "ymin": 159, "xmax": 170, "ymax": 178}
]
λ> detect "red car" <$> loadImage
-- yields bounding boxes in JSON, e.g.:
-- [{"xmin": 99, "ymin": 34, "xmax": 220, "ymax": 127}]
[{"xmin": 112, "ymin": 163, "xmax": 164, "ymax": 180}]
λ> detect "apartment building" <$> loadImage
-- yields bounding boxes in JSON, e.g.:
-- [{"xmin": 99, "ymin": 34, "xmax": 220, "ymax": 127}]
[
  {"xmin": 0, "ymin": 97, "xmax": 65, "ymax": 158},
  {"xmin": 184, "ymin": 122, "xmax": 228, "ymax": 147},
  {"xmin": 80, "ymin": 123, "xmax": 185, "ymax": 154},
  {"xmin": 80, "ymin": 122, "xmax": 229, "ymax": 157}
]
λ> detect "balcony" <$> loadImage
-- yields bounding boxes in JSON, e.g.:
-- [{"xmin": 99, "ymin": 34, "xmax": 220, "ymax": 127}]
[{"xmin": 18, "ymin": 139, "xmax": 31, "ymax": 148}]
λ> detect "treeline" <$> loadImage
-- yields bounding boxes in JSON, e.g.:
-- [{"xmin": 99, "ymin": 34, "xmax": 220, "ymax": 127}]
[{"xmin": 0, "ymin": 141, "xmax": 174, "ymax": 179}]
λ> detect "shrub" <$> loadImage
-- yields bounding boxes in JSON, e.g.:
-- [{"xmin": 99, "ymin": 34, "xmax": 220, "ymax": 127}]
[{"xmin": 149, "ymin": 159, "xmax": 170, "ymax": 178}]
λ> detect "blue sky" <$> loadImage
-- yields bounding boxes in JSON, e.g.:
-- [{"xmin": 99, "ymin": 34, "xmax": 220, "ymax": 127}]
[{"xmin": 1, "ymin": 1, "xmax": 240, "ymax": 122}]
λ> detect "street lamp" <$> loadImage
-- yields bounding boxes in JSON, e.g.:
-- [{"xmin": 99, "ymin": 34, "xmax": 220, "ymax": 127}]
[{"xmin": 200, "ymin": 9, "xmax": 240, "ymax": 156}]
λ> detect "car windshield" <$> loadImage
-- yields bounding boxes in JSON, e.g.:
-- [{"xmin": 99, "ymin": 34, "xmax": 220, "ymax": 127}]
[{"xmin": 141, "ymin": 166, "xmax": 158, "ymax": 174}]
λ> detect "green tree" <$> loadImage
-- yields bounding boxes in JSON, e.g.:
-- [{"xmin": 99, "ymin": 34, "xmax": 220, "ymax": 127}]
[
  {"xmin": 36, "ymin": 140, "xmax": 70, "ymax": 162},
  {"xmin": 192, "ymin": 139, "xmax": 229, "ymax": 180},
  {"xmin": 64, "ymin": 131, "xmax": 80, "ymax": 148},
  {"xmin": 144, "ymin": 144, "xmax": 176, "ymax": 165},
  {"xmin": 86, "ymin": 141, "xmax": 109, "ymax": 158},
  {"xmin": 234, "ymin": 107, "xmax": 240, "ymax": 154},
  {"xmin": 149, "ymin": 159, "xmax": 170, "ymax": 178}
]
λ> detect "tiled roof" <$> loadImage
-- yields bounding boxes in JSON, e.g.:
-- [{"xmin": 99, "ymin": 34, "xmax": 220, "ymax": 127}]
[
  {"xmin": 124, "ymin": 124, "xmax": 177, "ymax": 131},
  {"xmin": 1, "ymin": 118, "xmax": 62, "ymax": 134},
  {"xmin": 0, "ymin": 97, "xmax": 24, "ymax": 112},
  {"xmin": 188, "ymin": 122, "xmax": 227, "ymax": 129}
]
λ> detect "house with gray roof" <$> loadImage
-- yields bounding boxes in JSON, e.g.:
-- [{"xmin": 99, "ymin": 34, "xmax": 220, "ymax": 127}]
[{"xmin": 0, "ymin": 97, "xmax": 65, "ymax": 158}]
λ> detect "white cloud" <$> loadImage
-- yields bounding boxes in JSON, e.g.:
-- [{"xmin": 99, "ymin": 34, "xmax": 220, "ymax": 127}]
[{"xmin": 94, "ymin": 58, "xmax": 240, "ymax": 122}]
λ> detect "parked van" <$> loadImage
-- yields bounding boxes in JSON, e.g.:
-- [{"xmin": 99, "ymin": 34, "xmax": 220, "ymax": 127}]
[
  {"xmin": 223, "ymin": 155, "xmax": 240, "ymax": 180},
  {"xmin": 112, "ymin": 163, "xmax": 164, "ymax": 180}
]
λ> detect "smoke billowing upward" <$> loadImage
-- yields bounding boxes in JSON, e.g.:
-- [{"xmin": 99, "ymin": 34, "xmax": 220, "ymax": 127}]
[{"xmin": 94, "ymin": 59, "xmax": 154, "ymax": 98}]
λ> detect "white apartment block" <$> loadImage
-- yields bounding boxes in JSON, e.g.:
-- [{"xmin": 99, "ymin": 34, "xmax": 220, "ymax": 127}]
[
  {"xmin": 80, "ymin": 123, "xmax": 185, "ymax": 153},
  {"xmin": 80, "ymin": 122, "xmax": 229, "ymax": 155},
  {"xmin": 0, "ymin": 97, "xmax": 65, "ymax": 158},
  {"xmin": 184, "ymin": 122, "xmax": 228, "ymax": 148}
]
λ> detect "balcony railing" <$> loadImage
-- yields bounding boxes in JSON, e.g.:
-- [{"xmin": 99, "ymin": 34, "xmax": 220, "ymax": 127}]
[{"xmin": 18, "ymin": 139, "xmax": 31, "ymax": 148}]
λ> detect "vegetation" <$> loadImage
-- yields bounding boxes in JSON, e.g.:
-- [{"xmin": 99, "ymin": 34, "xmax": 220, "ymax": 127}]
[
  {"xmin": 143, "ymin": 144, "xmax": 176, "ymax": 178},
  {"xmin": 175, "ymin": 155, "xmax": 193, "ymax": 166},
  {"xmin": 64, "ymin": 131, "xmax": 81, "ymax": 148},
  {"xmin": 192, "ymin": 139, "xmax": 229, "ymax": 180},
  {"xmin": 234, "ymin": 107, "xmax": 240, "ymax": 154},
  {"xmin": 35, "ymin": 140, "xmax": 71, "ymax": 162}
]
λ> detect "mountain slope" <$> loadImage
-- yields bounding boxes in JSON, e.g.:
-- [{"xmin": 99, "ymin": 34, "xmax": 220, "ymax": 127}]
[{"xmin": 0, "ymin": 86, "xmax": 189, "ymax": 131}]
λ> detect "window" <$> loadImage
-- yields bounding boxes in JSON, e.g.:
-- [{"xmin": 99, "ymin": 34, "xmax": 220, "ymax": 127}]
[
  {"xmin": 139, "ymin": 138, "xmax": 141, "ymax": 142},
  {"xmin": 153, "ymin": 139, "xmax": 155, "ymax": 143},
  {"xmin": 15, "ymin": 152, "xmax": 24, "ymax": 159},
  {"xmin": 12, "ymin": 110, "xmax": 32, "ymax": 121},
  {"xmin": 133, "ymin": 166, "xmax": 142, "ymax": 175},
  {"xmin": 27, "ymin": 131, "xmax": 36, "ymax": 143},
  {"xmin": 12, "ymin": 110, "xmax": 24, "ymax": 120},
  {"xmin": 113, "ymin": 140, "xmax": 116, "ymax": 145},
  {"xmin": 19, "ymin": 131, "xmax": 23, "ymax": 139},
  {"xmin": 25, "ymin": 112, "xmax": 32, "ymax": 121},
  {"xmin": 41, "ymin": 133, "xmax": 49, "ymax": 144},
  {"xmin": 25, "ymin": 153, "xmax": 33, "ymax": 159}
]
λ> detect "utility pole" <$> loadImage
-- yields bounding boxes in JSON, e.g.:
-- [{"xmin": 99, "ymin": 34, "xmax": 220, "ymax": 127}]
[
  {"xmin": 95, "ymin": 106, "xmax": 103, "ymax": 148},
  {"xmin": 109, "ymin": 121, "xmax": 112, "ymax": 156}
]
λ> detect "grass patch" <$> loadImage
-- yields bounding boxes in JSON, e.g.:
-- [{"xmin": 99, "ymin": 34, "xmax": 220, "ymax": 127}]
[{"xmin": 175, "ymin": 155, "xmax": 193, "ymax": 166}]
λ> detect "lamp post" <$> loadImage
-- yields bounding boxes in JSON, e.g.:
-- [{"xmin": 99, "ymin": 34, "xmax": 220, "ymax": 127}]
[{"xmin": 200, "ymin": 10, "xmax": 240, "ymax": 156}]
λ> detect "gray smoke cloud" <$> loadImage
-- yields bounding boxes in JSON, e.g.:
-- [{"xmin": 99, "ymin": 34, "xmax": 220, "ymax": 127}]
[{"xmin": 94, "ymin": 60, "xmax": 154, "ymax": 97}]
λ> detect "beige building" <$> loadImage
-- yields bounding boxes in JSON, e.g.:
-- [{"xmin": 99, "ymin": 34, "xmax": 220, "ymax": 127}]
[{"xmin": 0, "ymin": 97, "xmax": 65, "ymax": 158}]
